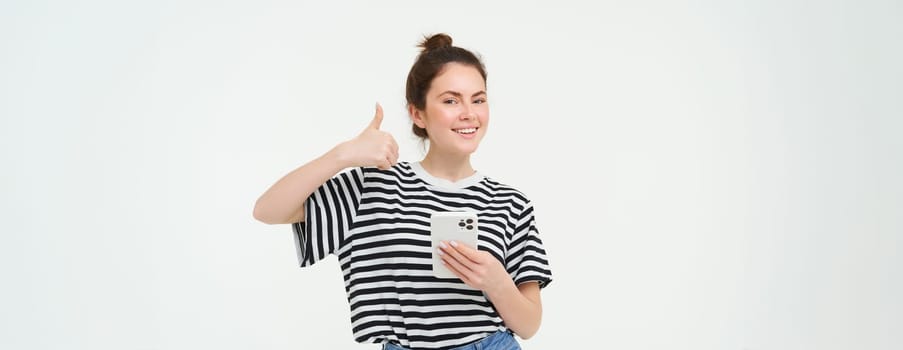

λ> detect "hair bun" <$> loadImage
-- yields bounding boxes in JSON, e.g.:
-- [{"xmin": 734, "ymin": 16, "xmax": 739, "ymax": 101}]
[{"xmin": 419, "ymin": 33, "xmax": 453, "ymax": 52}]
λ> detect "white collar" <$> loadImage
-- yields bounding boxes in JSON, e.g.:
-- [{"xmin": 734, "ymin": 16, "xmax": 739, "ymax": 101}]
[{"xmin": 409, "ymin": 161, "xmax": 484, "ymax": 189}]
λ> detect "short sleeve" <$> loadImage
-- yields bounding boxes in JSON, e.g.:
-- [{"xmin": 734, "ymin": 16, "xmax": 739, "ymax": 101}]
[
  {"xmin": 291, "ymin": 167, "xmax": 364, "ymax": 267},
  {"xmin": 506, "ymin": 201, "xmax": 553, "ymax": 288}
]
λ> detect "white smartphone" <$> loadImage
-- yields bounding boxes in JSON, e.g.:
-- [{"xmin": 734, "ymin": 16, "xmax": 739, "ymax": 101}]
[{"xmin": 430, "ymin": 211, "xmax": 479, "ymax": 279}]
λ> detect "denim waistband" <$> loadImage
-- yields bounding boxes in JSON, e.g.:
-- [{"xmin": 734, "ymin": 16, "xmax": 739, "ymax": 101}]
[{"xmin": 382, "ymin": 330, "xmax": 519, "ymax": 350}]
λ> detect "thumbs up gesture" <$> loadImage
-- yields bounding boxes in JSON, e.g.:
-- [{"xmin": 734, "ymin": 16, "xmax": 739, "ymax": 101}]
[{"xmin": 337, "ymin": 103, "xmax": 400, "ymax": 170}]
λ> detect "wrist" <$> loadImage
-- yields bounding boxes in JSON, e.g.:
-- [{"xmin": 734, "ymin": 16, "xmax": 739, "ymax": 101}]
[
  {"xmin": 485, "ymin": 278, "xmax": 518, "ymax": 301},
  {"xmin": 326, "ymin": 141, "xmax": 354, "ymax": 169}
]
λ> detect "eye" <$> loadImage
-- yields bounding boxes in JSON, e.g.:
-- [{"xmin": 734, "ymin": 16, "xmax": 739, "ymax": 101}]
[
  {"xmin": 443, "ymin": 99, "xmax": 457, "ymax": 105},
  {"xmin": 473, "ymin": 98, "xmax": 487, "ymax": 104}
]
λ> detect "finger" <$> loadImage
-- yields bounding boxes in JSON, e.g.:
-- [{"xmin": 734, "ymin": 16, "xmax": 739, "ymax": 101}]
[
  {"xmin": 441, "ymin": 241, "xmax": 478, "ymax": 267},
  {"xmin": 386, "ymin": 154, "xmax": 396, "ymax": 167},
  {"xmin": 441, "ymin": 250, "xmax": 476, "ymax": 281},
  {"xmin": 387, "ymin": 153, "xmax": 397, "ymax": 167},
  {"xmin": 448, "ymin": 240, "xmax": 483, "ymax": 262},
  {"xmin": 376, "ymin": 157, "xmax": 390, "ymax": 170},
  {"xmin": 386, "ymin": 145, "xmax": 398, "ymax": 165},
  {"xmin": 440, "ymin": 258, "xmax": 473, "ymax": 285},
  {"xmin": 368, "ymin": 103, "xmax": 384, "ymax": 130},
  {"xmin": 389, "ymin": 138, "xmax": 400, "ymax": 160},
  {"xmin": 388, "ymin": 134, "xmax": 398, "ymax": 149}
]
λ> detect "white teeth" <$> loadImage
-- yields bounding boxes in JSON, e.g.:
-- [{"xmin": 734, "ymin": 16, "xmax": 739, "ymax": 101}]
[{"xmin": 455, "ymin": 128, "xmax": 477, "ymax": 134}]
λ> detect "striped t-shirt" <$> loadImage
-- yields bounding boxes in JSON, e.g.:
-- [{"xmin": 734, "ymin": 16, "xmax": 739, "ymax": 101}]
[{"xmin": 292, "ymin": 161, "xmax": 552, "ymax": 349}]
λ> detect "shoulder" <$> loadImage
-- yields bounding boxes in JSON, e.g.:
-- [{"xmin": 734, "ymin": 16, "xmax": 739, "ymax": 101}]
[
  {"xmin": 356, "ymin": 162, "xmax": 421, "ymax": 185},
  {"xmin": 479, "ymin": 175, "xmax": 532, "ymax": 206}
]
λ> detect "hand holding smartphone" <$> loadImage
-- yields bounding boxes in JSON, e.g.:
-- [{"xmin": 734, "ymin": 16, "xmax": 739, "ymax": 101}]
[{"xmin": 430, "ymin": 211, "xmax": 479, "ymax": 279}]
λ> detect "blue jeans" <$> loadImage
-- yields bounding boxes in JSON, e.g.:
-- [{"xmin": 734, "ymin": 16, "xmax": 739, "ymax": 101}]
[{"xmin": 382, "ymin": 331, "xmax": 521, "ymax": 350}]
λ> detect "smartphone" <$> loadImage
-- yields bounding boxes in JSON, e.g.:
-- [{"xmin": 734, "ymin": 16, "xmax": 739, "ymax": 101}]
[{"xmin": 430, "ymin": 211, "xmax": 479, "ymax": 279}]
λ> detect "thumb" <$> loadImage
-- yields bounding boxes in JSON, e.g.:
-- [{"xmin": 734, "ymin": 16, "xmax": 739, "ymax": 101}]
[{"xmin": 368, "ymin": 103, "xmax": 384, "ymax": 130}]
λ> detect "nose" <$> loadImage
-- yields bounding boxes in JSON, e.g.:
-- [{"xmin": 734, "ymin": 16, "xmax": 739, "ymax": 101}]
[{"xmin": 460, "ymin": 103, "xmax": 476, "ymax": 120}]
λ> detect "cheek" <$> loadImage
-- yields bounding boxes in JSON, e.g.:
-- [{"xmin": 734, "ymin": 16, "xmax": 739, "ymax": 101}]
[
  {"xmin": 428, "ymin": 110, "xmax": 457, "ymax": 127},
  {"xmin": 477, "ymin": 104, "xmax": 490, "ymax": 120}
]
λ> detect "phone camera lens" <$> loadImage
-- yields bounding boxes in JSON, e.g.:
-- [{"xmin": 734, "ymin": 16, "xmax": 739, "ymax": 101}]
[
  {"xmin": 466, "ymin": 219, "xmax": 474, "ymax": 224},
  {"xmin": 466, "ymin": 225, "xmax": 473, "ymax": 230},
  {"xmin": 458, "ymin": 221, "xmax": 466, "ymax": 227}
]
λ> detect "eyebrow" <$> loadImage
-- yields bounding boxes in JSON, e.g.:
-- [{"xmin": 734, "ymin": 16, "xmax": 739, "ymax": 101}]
[{"xmin": 438, "ymin": 90, "xmax": 487, "ymax": 98}]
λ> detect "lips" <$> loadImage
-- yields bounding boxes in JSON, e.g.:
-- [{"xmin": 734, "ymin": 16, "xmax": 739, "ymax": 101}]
[{"xmin": 453, "ymin": 127, "xmax": 478, "ymax": 134}]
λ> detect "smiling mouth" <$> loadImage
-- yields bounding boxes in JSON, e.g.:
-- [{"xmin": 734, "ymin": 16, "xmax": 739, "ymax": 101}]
[{"xmin": 454, "ymin": 127, "xmax": 478, "ymax": 135}]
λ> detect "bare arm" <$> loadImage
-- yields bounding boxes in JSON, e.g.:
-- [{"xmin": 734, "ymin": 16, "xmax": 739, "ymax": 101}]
[
  {"xmin": 252, "ymin": 148, "xmax": 350, "ymax": 224},
  {"xmin": 438, "ymin": 241, "xmax": 544, "ymax": 339},
  {"xmin": 486, "ymin": 281, "xmax": 542, "ymax": 339},
  {"xmin": 252, "ymin": 104, "xmax": 399, "ymax": 225}
]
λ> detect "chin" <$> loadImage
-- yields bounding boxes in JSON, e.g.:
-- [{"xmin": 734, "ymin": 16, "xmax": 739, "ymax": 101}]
[{"xmin": 459, "ymin": 144, "xmax": 480, "ymax": 155}]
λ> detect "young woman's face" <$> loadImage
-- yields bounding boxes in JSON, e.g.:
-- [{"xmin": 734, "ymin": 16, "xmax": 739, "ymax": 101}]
[{"xmin": 412, "ymin": 62, "xmax": 489, "ymax": 156}]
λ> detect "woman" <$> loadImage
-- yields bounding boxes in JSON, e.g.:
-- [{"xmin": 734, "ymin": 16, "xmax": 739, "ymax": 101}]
[{"xmin": 253, "ymin": 33, "xmax": 552, "ymax": 350}]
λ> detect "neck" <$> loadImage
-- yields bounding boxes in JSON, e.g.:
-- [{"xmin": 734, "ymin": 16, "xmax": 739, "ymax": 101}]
[{"xmin": 420, "ymin": 149, "xmax": 475, "ymax": 182}]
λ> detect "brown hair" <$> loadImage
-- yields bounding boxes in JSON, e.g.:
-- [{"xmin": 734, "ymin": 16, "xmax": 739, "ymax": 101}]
[{"xmin": 405, "ymin": 33, "xmax": 487, "ymax": 139}]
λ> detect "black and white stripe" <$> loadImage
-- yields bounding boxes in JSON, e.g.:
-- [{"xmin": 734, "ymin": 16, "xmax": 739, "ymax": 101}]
[{"xmin": 292, "ymin": 162, "xmax": 552, "ymax": 349}]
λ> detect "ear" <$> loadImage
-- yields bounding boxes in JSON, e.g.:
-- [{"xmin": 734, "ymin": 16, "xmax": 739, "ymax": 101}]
[{"xmin": 409, "ymin": 105, "xmax": 427, "ymax": 128}]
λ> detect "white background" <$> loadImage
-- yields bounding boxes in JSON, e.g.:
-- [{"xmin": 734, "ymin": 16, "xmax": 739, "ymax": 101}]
[{"xmin": 2, "ymin": 0, "xmax": 901, "ymax": 349}]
